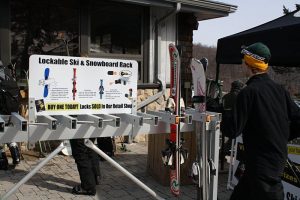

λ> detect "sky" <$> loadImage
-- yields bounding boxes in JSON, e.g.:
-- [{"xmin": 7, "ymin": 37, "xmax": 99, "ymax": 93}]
[{"xmin": 193, "ymin": 0, "xmax": 300, "ymax": 47}]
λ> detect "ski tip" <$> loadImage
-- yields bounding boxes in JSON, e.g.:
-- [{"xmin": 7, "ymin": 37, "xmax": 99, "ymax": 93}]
[
  {"xmin": 170, "ymin": 170, "xmax": 180, "ymax": 196},
  {"xmin": 44, "ymin": 68, "xmax": 50, "ymax": 79}
]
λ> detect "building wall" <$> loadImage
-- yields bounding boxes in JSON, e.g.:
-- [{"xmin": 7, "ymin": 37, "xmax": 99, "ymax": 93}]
[
  {"xmin": 149, "ymin": 7, "xmax": 176, "ymax": 84},
  {"xmin": 134, "ymin": 13, "xmax": 196, "ymax": 143}
]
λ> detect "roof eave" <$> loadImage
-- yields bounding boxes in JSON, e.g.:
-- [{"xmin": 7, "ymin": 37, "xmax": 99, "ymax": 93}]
[{"xmin": 114, "ymin": 0, "xmax": 237, "ymax": 20}]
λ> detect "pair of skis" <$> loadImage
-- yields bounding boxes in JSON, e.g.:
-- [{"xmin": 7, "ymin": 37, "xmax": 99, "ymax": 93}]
[
  {"xmin": 161, "ymin": 44, "xmax": 183, "ymax": 196},
  {"xmin": 163, "ymin": 44, "xmax": 208, "ymax": 197},
  {"xmin": 163, "ymin": 44, "xmax": 182, "ymax": 196},
  {"xmin": 162, "ymin": 44, "xmax": 192, "ymax": 196}
]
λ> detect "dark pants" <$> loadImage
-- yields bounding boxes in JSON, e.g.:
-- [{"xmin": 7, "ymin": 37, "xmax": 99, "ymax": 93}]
[
  {"xmin": 70, "ymin": 138, "xmax": 100, "ymax": 192},
  {"xmin": 97, "ymin": 137, "xmax": 114, "ymax": 159},
  {"xmin": 230, "ymin": 173, "xmax": 284, "ymax": 200}
]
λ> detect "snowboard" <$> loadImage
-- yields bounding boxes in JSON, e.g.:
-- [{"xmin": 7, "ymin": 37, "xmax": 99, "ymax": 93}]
[
  {"xmin": 190, "ymin": 58, "xmax": 206, "ymax": 112},
  {"xmin": 190, "ymin": 58, "xmax": 208, "ymax": 199}
]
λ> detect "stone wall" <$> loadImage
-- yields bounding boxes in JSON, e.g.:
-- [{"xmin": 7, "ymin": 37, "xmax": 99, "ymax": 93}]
[
  {"xmin": 178, "ymin": 13, "xmax": 198, "ymax": 107},
  {"xmin": 133, "ymin": 88, "xmax": 170, "ymax": 142},
  {"xmin": 137, "ymin": 89, "xmax": 169, "ymax": 112}
]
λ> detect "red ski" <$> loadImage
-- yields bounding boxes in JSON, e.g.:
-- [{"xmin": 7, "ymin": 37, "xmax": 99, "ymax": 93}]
[
  {"xmin": 72, "ymin": 68, "xmax": 77, "ymax": 100},
  {"xmin": 168, "ymin": 43, "xmax": 181, "ymax": 196}
]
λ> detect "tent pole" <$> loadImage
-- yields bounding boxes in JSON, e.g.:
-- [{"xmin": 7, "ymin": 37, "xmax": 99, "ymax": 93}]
[
  {"xmin": 215, "ymin": 62, "xmax": 226, "ymax": 170},
  {"xmin": 215, "ymin": 62, "xmax": 220, "ymax": 83}
]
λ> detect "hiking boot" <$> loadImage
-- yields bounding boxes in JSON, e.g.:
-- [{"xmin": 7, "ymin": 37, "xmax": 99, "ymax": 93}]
[
  {"xmin": 72, "ymin": 185, "xmax": 96, "ymax": 196},
  {"xmin": 0, "ymin": 150, "xmax": 8, "ymax": 170},
  {"xmin": 9, "ymin": 143, "xmax": 20, "ymax": 165}
]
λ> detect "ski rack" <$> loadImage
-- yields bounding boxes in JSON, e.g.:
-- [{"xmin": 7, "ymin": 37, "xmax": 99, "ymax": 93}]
[
  {"xmin": 0, "ymin": 113, "xmax": 48, "ymax": 143},
  {"xmin": 0, "ymin": 99, "xmax": 195, "ymax": 144},
  {"xmin": 185, "ymin": 108, "xmax": 221, "ymax": 200},
  {"xmin": 146, "ymin": 110, "xmax": 193, "ymax": 125},
  {"xmin": 0, "ymin": 113, "xmax": 28, "ymax": 143},
  {"xmin": 0, "ymin": 98, "xmax": 221, "ymax": 200},
  {"xmin": 0, "ymin": 98, "xmax": 196, "ymax": 200}
]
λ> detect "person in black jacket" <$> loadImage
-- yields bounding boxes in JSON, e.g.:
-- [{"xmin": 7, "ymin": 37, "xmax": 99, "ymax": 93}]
[
  {"xmin": 221, "ymin": 80, "xmax": 244, "ymax": 156},
  {"xmin": 222, "ymin": 42, "xmax": 300, "ymax": 200},
  {"xmin": 222, "ymin": 80, "xmax": 244, "ymax": 112}
]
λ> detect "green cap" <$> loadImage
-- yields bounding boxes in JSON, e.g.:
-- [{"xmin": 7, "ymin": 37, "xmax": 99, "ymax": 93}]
[{"xmin": 241, "ymin": 42, "xmax": 271, "ymax": 63}]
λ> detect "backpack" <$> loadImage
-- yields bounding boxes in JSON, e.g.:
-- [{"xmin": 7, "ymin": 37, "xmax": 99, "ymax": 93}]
[
  {"xmin": 0, "ymin": 80, "xmax": 20, "ymax": 115},
  {"xmin": 0, "ymin": 149, "xmax": 8, "ymax": 170}
]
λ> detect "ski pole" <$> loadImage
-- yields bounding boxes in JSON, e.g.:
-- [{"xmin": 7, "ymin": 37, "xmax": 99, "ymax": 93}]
[
  {"xmin": 1, "ymin": 142, "xmax": 65, "ymax": 200},
  {"xmin": 84, "ymin": 139, "xmax": 165, "ymax": 200}
]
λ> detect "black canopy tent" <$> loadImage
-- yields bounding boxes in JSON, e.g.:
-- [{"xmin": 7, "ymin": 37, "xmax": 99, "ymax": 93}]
[
  {"xmin": 215, "ymin": 10, "xmax": 300, "ymax": 171},
  {"xmin": 215, "ymin": 10, "xmax": 300, "ymax": 81}
]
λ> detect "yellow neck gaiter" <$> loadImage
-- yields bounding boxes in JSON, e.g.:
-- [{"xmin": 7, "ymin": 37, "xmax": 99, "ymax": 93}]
[{"xmin": 244, "ymin": 54, "xmax": 268, "ymax": 71}]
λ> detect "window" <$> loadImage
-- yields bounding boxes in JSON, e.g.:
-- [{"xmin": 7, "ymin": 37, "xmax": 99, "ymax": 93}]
[
  {"xmin": 89, "ymin": 1, "xmax": 147, "ymax": 82},
  {"xmin": 11, "ymin": 0, "xmax": 79, "ymax": 75},
  {"xmin": 9, "ymin": 0, "xmax": 148, "ymax": 82}
]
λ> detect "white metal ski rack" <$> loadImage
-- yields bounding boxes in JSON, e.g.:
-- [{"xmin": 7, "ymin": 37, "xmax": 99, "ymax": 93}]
[
  {"xmin": 117, "ymin": 113, "xmax": 144, "ymax": 126},
  {"xmin": 0, "ymin": 114, "xmax": 28, "ymax": 143},
  {"xmin": 51, "ymin": 115, "xmax": 77, "ymax": 129},
  {"xmin": 97, "ymin": 113, "xmax": 120, "ymax": 127},
  {"xmin": 146, "ymin": 110, "xmax": 193, "ymax": 125},
  {"xmin": 0, "ymin": 100, "xmax": 195, "ymax": 200},
  {"xmin": 0, "ymin": 98, "xmax": 221, "ymax": 200},
  {"xmin": 36, "ymin": 115, "xmax": 57, "ymax": 130},
  {"xmin": 137, "ymin": 112, "xmax": 159, "ymax": 126},
  {"xmin": 76, "ymin": 114, "xmax": 103, "ymax": 128},
  {"xmin": 10, "ymin": 112, "xmax": 28, "ymax": 132},
  {"xmin": 186, "ymin": 108, "xmax": 221, "ymax": 200}
]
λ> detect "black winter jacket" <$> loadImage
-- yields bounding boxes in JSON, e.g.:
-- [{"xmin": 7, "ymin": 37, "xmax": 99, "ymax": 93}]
[{"xmin": 222, "ymin": 73, "xmax": 300, "ymax": 178}]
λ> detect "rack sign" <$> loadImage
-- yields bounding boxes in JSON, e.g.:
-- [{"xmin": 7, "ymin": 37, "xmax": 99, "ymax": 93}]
[{"xmin": 29, "ymin": 55, "xmax": 137, "ymax": 115}]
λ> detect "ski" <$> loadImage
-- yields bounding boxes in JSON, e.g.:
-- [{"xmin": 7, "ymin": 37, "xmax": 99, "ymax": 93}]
[
  {"xmin": 43, "ymin": 68, "xmax": 50, "ymax": 98},
  {"xmin": 99, "ymin": 79, "xmax": 104, "ymax": 99},
  {"xmin": 168, "ymin": 43, "xmax": 181, "ymax": 196},
  {"xmin": 190, "ymin": 58, "xmax": 207, "ymax": 112},
  {"xmin": 190, "ymin": 58, "xmax": 208, "ymax": 200},
  {"xmin": 72, "ymin": 68, "xmax": 77, "ymax": 100}
]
